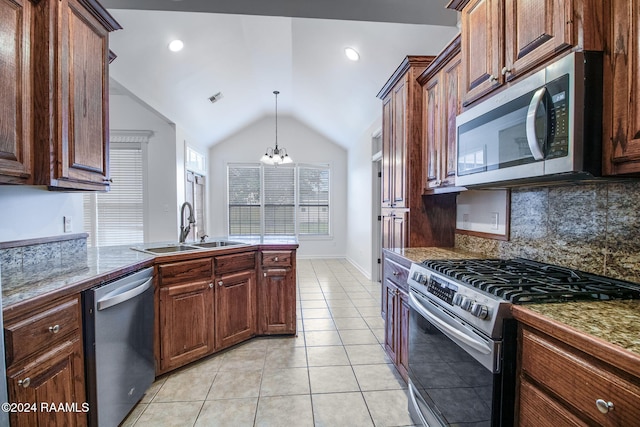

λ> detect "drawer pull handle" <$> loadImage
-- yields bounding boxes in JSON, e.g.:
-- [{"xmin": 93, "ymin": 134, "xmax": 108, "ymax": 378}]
[
  {"xmin": 49, "ymin": 325, "xmax": 60, "ymax": 334},
  {"xmin": 18, "ymin": 378, "xmax": 30, "ymax": 388},
  {"xmin": 274, "ymin": 257, "xmax": 279, "ymax": 262},
  {"xmin": 595, "ymin": 399, "xmax": 614, "ymax": 414},
  {"xmin": 218, "ymin": 281, "xmax": 223, "ymax": 287}
]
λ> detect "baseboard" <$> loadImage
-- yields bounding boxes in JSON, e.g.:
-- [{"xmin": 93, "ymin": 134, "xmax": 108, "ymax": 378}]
[
  {"xmin": 297, "ymin": 255, "xmax": 346, "ymax": 260},
  {"xmin": 346, "ymin": 257, "xmax": 372, "ymax": 281}
]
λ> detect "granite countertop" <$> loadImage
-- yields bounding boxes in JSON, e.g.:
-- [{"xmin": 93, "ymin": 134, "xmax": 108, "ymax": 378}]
[
  {"xmin": 521, "ymin": 300, "xmax": 640, "ymax": 356},
  {"xmin": 386, "ymin": 246, "xmax": 488, "ymax": 264},
  {"xmin": 2, "ymin": 245, "xmax": 155, "ymax": 310}
]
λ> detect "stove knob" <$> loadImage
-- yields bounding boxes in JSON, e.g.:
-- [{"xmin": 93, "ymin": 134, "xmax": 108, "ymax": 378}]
[
  {"xmin": 471, "ymin": 303, "xmax": 489, "ymax": 319},
  {"xmin": 460, "ymin": 297, "xmax": 474, "ymax": 311},
  {"xmin": 452, "ymin": 294, "xmax": 465, "ymax": 307}
]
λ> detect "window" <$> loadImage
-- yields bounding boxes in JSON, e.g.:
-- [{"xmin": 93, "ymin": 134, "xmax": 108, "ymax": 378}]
[
  {"xmin": 227, "ymin": 164, "xmax": 331, "ymax": 237},
  {"xmin": 84, "ymin": 142, "xmax": 144, "ymax": 246}
]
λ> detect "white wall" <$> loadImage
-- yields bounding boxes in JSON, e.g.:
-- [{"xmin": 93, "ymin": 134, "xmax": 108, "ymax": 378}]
[
  {"xmin": 0, "ymin": 187, "xmax": 83, "ymax": 242},
  {"xmin": 346, "ymin": 117, "xmax": 382, "ymax": 279},
  {"xmin": 208, "ymin": 115, "xmax": 348, "ymax": 258}
]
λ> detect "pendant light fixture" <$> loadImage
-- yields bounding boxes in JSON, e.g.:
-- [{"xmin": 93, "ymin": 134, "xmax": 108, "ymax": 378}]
[{"xmin": 260, "ymin": 90, "xmax": 292, "ymax": 165}]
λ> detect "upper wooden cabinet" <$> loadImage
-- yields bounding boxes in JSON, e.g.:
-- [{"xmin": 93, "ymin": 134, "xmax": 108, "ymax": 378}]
[
  {"xmin": 417, "ymin": 36, "xmax": 464, "ymax": 194},
  {"xmin": 603, "ymin": 0, "xmax": 640, "ymax": 175},
  {"xmin": 0, "ymin": 0, "xmax": 32, "ymax": 184},
  {"xmin": 453, "ymin": 0, "xmax": 602, "ymax": 106},
  {"xmin": 32, "ymin": 0, "xmax": 121, "ymax": 190}
]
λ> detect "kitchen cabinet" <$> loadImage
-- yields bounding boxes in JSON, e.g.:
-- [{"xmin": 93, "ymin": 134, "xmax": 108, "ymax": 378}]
[
  {"xmin": 157, "ymin": 258, "xmax": 214, "ymax": 374},
  {"xmin": 381, "ymin": 251, "xmax": 410, "ymax": 382},
  {"xmin": 4, "ymin": 296, "xmax": 87, "ymax": 426},
  {"xmin": 451, "ymin": 0, "xmax": 602, "ymax": 106},
  {"xmin": 214, "ymin": 252, "xmax": 257, "ymax": 350},
  {"xmin": 259, "ymin": 250, "xmax": 297, "ymax": 334},
  {"xmin": 0, "ymin": 0, "xmax": 32, "ymax": 184},
  {"xmin": 378, "ymin": 56, "xmax": 457, "ymax": 248},
  {"xmin": 603, "ymin": 0, "xmax": 640, "ymax": 175},
  {"xmin": 31, "ymin": 0, "xmax": 120, "ymax": 190},
  {"xmin": 417, "ymin": 35, "xmax": 463, "ymax": 193}
]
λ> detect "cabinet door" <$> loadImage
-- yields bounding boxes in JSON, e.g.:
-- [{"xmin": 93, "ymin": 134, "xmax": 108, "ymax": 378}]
[
  {"xmin": 392, "ymin": 76, "xmax": 408, "ymax": 208},
  {"xmin": 381, "ymin": 95, "xmax": 393, "ymax": 207},
  {"xmin": 215, "ymin": 270, "xmax": 256, "ymax": 349},
  {"xmin": 383, "ymin": 279, "xmax": 398, "ymax": 363},
  {"xmin": 0, "ymin": 0, "xmax": 31, "ymax": 184},
  {"xmin": 503, "ymin": 0, "xmax": 573, "ymax": 81},
  {"xmin": 159, "ymin": 281, "xmax": 214, "ymax": 372},
  {"xmin": 397, "ymin": 290, "xmax": 410, "ymax": 382},
  {"xmin": 461, "ymin": 0, "xmax": 502, "ymax": 105},
  {"xmin": 605, "ymin": 0, "xmax": 640, "ymax": 174},
  {"xmin": 423, "ymin": 73, "xmax": 441, "ymax": 188},
  {"xmin": 391, "ymin": 213, "xmax": 406, "ymax": 250},
  {"xmin": 7, "ymin": 338, "xmax": 87, "ymax": 427},
  {"xmin": 260, "ymin": 268, "xmax": 296, "ymax": 334},
  {"xmin": 442, "ymin": 53, "xmax": 462, "ymax": 182},
  {"xmin": 381, "ymin": 214, "xmax": 393, "ymax": 249}
]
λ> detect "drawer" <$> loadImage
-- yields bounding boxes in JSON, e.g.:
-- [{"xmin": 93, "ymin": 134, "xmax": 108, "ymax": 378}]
[
  {"xmin": 215, "ymin": 251, "xmax": 256, "ymax": 275},
  {"xmin": 158, "ymin": 258, "xmax": 212, "ymax": 286},
  {"xmin": 262, "ymin": 251, "xmax": 292, "ymax": 268},
  {"xmin": 384, "ymin": 258, "xmax": 409, "ymax": 291},
  {"xmin": 5, "ymin": 296, "xmax": 81, "ymax": 365},
  {"xmin": 521, "ymin": 327, "xmax": 640, "ymax": 426}
]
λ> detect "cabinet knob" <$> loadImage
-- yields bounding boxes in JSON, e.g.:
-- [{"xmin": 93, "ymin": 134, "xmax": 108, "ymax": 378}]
[
  {"xmin": 18, "ymin": 378, "xmax": 30, "ymax": 388},
  {"xmin": 595, "ymin": 399, "xmax": 614, "ymax": 414},
  {"xmin": 264, "ymin": 272, "xmax": 267, "ymax": 277},
  {"xmin": 48, "ymin": 325, "xmax": 60, "ymax": 334},
  {"xmin": 501, "ymin": 67, "xmax": 512, "ymax": 76},
  {"xmin": 392, "ymin": 271, "xmax": 400, "ymax": 276},
  {"xmin": 274, "ymin": 257, "xmax": 279, "ymax": 262},
  {"xmin": 489, "ymin": 74, "xmax": 498, "ymax": 82},
  {"xmin": 209, "ymin": 282, "xmax": 214, "ymax": 288},
  {"xmin": 218, "ymin": 281, "xmax": 223, "ymax": 287}
]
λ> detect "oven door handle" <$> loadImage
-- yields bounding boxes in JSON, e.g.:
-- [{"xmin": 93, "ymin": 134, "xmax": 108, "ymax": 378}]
[{"xmin": 409, "ymin": 292, "xmax": 492, "ymax": 355}]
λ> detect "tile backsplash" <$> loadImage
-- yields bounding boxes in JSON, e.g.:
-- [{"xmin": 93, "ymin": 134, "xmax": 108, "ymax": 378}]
[
  {"xmin": 456, "ymin": 180, "xmax": 640, "ymax": 283},
  {"xmin": 0, "ymin": 234, "xmax": 87, "ymax": 275}
]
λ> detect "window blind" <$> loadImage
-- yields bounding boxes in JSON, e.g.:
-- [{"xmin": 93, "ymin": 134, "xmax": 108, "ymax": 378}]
[
  {"xmin": 264, "ymin": 166, "xmax": 295, "ymax": 236},
  {"xmin": 84, "ymin": 145, "xmax": 144, "ymax": 246},
  {"xmin": 228, "ymin": 165, "xmax": 261, "ymax": 236},
  {"xmin": 298, "ymin": 165, "xmax": 330, "ymax": 235}
]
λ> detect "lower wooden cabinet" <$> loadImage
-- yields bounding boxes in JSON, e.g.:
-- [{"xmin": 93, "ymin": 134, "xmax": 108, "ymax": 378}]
[
  {"xmin": 259, "ymin": 250, "xmax": 297, "ymax": 334},
  {"xmin": 215, "ymin": 269, "xmax": 256, "ymax": 350},
  {"xmin": 382, "ymin": 251, "xmax": 410, "ymax": 381},
  {"xmin": 4, "ymin": 295, "xmax": 87, "ymax": 426},
  {"xmin": 516, "ymin": 324, "xmax": 640, "ymax": 426}
]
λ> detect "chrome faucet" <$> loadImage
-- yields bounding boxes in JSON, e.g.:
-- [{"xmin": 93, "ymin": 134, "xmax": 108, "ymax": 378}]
[{"xmin": 179, "ymin": 202, "xmax": 196, "ymax": 243}]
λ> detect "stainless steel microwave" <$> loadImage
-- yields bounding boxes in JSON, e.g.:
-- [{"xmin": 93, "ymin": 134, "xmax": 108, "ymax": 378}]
[{"xmin": 455, "ymin": 51, "xmax": 603, "ymax": 188}]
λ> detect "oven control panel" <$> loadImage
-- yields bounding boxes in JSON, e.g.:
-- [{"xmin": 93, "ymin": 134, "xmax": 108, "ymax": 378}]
[{"xmin": 427, "ymin": 276, "xmax": 456, "ymax": 305}]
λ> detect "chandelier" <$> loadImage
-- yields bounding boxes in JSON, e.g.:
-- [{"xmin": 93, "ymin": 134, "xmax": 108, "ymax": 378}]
[{"xmin": 260, "ymin": 90, "xmax": 292, "ymax": 165}]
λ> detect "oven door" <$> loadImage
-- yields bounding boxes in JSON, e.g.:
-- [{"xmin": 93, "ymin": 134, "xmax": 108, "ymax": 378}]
[{"xmin": 407, "ymin": 288, "xmax": 502, "ymax": 427}]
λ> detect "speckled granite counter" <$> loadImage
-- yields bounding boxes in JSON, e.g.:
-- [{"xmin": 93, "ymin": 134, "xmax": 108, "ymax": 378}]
[
  {"xmin": 386, "ymin": 246, "xmax": 487, "ymax": 264},
  {"xmin": 2, "ymin": 245, "xmax": 154, "ymax": 316}
]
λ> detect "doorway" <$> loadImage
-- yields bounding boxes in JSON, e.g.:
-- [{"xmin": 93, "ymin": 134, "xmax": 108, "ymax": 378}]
[{"xmin": 372, "ymin": 130, "xmax": 383, "ymax": 282}]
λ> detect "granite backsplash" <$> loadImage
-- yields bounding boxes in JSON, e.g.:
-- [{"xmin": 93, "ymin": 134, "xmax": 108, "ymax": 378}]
[{"xmin": 455, "ymin": 180, "xmax": 640, "ymax": 283}]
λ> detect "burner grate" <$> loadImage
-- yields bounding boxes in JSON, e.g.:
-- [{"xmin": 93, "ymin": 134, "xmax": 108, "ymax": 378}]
[{"xmin": 422, "ymin": 258, "xmax": 640, "ymax": 304}]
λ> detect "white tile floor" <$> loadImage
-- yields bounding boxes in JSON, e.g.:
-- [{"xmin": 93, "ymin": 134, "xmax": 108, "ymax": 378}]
[{"xmin": 122, "ymin": 259, "xmax": 416, "ymax": 427}]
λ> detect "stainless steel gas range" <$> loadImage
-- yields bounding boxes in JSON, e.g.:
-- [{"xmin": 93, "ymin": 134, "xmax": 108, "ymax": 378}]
[{"xmin": 406, "ymin": 258, "xmax": 640, "ymax": 427}]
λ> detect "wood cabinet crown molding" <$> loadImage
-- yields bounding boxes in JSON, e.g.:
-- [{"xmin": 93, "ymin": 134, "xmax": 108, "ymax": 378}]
[
  {"xmin": 377, "ymin": 55, "xmax": 435, "ymax": 99},
  {"xmin": 446, "ymin": 0, "xmax": 469, "ymax": 11},
  {"xmin": 78, "ymin": 0, "xmax": 122, "ymax": 31},
  {"xmin": 417, "ymin": 35, "xmax": 462, "ymax": 85}
]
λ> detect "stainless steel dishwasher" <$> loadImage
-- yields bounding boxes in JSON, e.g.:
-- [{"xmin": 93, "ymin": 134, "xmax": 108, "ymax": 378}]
[{"xmin": 83, "ymin": 267, "xmax": 154, "ymax": 427}]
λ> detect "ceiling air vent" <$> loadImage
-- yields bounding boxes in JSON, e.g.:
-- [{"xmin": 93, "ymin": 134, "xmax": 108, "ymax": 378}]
[{"xmin": 208, "ymin": 92, "xmax": 224, "ymax": 103}]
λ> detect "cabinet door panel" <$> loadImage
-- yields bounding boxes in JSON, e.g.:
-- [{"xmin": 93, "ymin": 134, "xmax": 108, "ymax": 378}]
[
  {"xmin": 260, "ymin": 268, "xmax": 295, "ymax": 334},
  {"xmin": 381, "ymin": 95, "xmax": 393, "ymax": 207},
  {"xmin": 0, "ymin": 0, "xmax": 31, "ymax": 183},
  {"xmin": 383, "ymin": 280, "xmax": 398, "ymax": 362},
  {"xmin": 504, "ymin": 0, "xmax": 573, "ymax": 79},
  {"xmin": 462, "ymin": 0, "xmax": 502, "ymax": 105},
  {"xmin": 424, "ymin": 75, "xmax": 441, "ymax": 186},
  {"xmin": 159, "ymin": 281, "xmax": 214, "ymax": 371},
  {"xmin": 397, "ymin": 291, "xmax": 409, "ymax": 382},
  {"xmin": 216, "ymin": 270, "xmax": 255, "ymax": 349},
  {"xmin": 392, "ymin": 77, "xmax": 407, "ymax": 208},
  {"xmin": 443, "ymin": 54, "xmax": 462, "ymax": 181},
  {"xmin": 7, "ymin": 338, "xmax": 86, "ymax": 427},
  {"xmin": 391, "ymin": 213, "xmax": 406, "ymax": 250}
]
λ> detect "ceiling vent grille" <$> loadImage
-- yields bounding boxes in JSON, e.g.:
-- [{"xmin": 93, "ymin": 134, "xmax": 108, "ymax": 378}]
[{"xmin": 208, "ymin": 92, "xmax": 224, "ymax": 103}]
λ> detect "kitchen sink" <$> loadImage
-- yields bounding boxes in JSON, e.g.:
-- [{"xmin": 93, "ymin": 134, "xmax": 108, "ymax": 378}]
[
  {"xmin": 140, "ymin": 245, "xmax": 200, "ymax": 254},
  {"xmin": 192, "ymin": 241, "xmax": 245, "ymax": 249}
]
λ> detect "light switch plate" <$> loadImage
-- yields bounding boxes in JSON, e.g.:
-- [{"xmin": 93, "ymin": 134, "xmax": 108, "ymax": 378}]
[{"xmin": 64, "ymin": 216, "xmax": 72, "ymax": 233}]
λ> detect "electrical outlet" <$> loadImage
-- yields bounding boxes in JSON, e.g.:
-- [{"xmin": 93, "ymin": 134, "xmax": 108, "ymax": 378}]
[
  {"xmin": 491, "ymin": 212, "xmax": 499, "ymax": 230},
  {"xmin": 64, "ymin": 216, "xmax": 73, "ymax": 233}
]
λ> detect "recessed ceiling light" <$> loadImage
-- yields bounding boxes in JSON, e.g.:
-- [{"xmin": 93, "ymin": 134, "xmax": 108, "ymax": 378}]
[
  {"xmin": 344, "ymin": 47, "xmax": 360, "ymax": 61},
  {"xmin": 168, "ymin": 40, "xmax": 184, "ymax": 52}
]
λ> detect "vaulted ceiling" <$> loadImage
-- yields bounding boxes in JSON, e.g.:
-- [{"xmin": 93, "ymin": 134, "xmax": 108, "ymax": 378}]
[{"xmin": 103, "ymin": 1, "xmax": 459, "ymax": 148}]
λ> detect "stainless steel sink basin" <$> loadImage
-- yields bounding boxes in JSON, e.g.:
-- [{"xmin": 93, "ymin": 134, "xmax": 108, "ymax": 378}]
[
  {"xmin": 139, "ymin": 245, "xmax": 199, "ymax": 254},
  {"xmin": 193, "ymin": 241, "xmax": 245, "ymax": 249}
]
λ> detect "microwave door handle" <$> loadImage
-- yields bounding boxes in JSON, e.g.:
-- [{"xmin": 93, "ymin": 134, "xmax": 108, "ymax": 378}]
[{"xmin": 526, "ymin": 87, "xmax": 547, "ymax": 161}]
